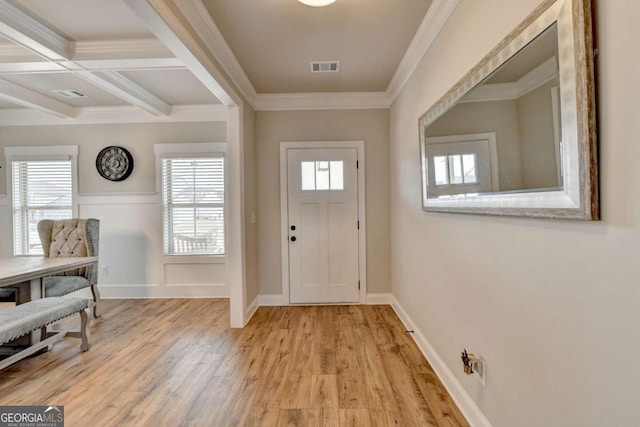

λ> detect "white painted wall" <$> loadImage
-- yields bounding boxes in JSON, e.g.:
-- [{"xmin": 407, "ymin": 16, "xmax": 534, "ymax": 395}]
[
  {"xmin": 0, "ymin": 122, "xmax": 229, "ymax": 298},
  {"xmin": 389, "ymin": 1, "xmax": 640, "ymax": 426}
]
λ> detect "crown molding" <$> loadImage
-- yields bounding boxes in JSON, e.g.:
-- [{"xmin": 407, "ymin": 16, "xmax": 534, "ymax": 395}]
[
  {"xmin": 386, "ymin": 0, "xmax": 459, "ymax": 104},
  {"xmin": 254, "ymin": 92, "xmax": 390, "ymax": 111},
  {"xmin": 0, "ymin": 1, "xmax": 75, "ymax": 60},
  {"xmin": 0, "ymin": 104, "xmax": 226, "ymax": 126},
  {"xmin": 174, "ymin": 0, "xmax": 257, "ymax": 106}
]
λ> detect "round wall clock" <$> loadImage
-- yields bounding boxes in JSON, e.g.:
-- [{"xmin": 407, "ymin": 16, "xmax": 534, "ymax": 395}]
[{"xmin": 95, "ymin": 146, "xmax": 134, "ymax": 182}]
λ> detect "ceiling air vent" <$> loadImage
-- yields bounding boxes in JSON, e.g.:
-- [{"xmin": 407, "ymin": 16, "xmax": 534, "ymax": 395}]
[
  {"xmin": 310, "ymin": 61, "xmax": 340, "ymax": 73},
  {"xmin": 52, "ymin": 89, "xmax": 88, "ymax": 98}
]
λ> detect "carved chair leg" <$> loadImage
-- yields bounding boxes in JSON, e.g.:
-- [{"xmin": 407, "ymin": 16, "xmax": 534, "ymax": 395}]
[
  {"xmin": 79, "ymin": 309, "xmax": 91, "ymax": 352},
  {"xmin": 91, "ymin": 284, "xmax": 102, "ymax": 318}
]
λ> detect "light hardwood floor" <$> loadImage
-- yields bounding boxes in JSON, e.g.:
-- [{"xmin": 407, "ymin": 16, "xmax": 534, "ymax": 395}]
[{"xmin": 0, "ymin": 300, "xmax": 468, "ymax": 427}]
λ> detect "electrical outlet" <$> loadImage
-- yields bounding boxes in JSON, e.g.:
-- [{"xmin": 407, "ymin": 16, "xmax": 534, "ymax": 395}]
[
  {"xmin": 101, "ymin": 265, "xmax": 109, "ymax": 276},
  {"xmin": 472, "ymin": 357, "xmax": 486, "ymax": 387}
]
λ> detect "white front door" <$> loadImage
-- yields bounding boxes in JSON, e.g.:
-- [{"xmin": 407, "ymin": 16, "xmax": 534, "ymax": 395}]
[{"xmin": 286, "ymin": 147, "xmax": 360, "ymax": 303}]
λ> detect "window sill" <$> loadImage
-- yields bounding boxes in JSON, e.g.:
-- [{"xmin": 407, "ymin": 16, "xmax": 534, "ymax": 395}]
[{"xmin": 162, "ymin": 255, "xmax": 225, "ymax": 265}]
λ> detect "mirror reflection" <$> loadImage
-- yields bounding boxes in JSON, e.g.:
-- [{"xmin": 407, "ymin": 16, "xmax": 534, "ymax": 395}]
[{"xmin": 424, "ymin": 24, "xmax": 560, "ymax": 199}]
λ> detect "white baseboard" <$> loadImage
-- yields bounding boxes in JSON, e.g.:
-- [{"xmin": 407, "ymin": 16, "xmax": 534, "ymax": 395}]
[
  {"xmin": 365, "ymin": 293, "xmax": 392, "ymax": 304},
  {"xmin": 258, "ymin": 294, "xmax": 288, "ymax": 306},
  {"xmin": 245, "ymin": 295, "xmax": 259, "ymax": 323},
  {"xmin": 98, "ymin": 284, "xmax": 229, "ymax": 299},
  {"xmin": 258, "ymin": 293, "xmax": 393, "ymax": 306},
  {"xmin": 390, "ymin": 296, "xmax": 491, "ymax": 427}
]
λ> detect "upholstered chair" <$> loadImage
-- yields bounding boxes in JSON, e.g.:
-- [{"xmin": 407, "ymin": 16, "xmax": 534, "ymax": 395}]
[{"xmin": 37, "ymin": 218, "xmax": 102, "ymax": 318}]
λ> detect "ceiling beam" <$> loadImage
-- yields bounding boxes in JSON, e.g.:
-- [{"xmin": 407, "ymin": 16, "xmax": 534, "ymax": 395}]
[
  {"xmin": 0, "ymin": 62, "xmax": 65, "ymax": 74},
  {"xmin": 0, "ymin": 10, "xmax": 174, "ymax": 117},
  {"xmin": 0, "ymin": 38, "xmax": 185, "ymax": 73},
  {"xmin": 0, "ymin": 104, "xmax": 225, "ymax": 126},
  {"xmin": 0, "ymin": 78, "xmax": 75, "ymax": 118},
  {"xmin": 73, "ymin": 38, "xmax": 172, "ymax": 59},
  {"xmin": 124, "ymin": 0, "xmax": 238, "ymax": 106},
  {"xmin": 0, "ymin": 1, "xmax": 75, "ymax": 60},
  {"xmin": 174, "ymin": 0, "xmax": 256, "ymax": 106},
  {"xmin": 73, "ymin": 57, "xmax": 185, "ymax": 72},
  {"xmin": 68, "ymin": 68, "xmax": 172, "ymax": 116},
  {"xmin": 0, "ymin": 58, "xmax": 185, "ymax": 75}
]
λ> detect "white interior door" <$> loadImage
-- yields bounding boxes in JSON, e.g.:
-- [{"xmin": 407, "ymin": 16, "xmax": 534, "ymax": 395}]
[{"xmin": 287, "ymin": 147, "xmax": 360, "ymax": 303}]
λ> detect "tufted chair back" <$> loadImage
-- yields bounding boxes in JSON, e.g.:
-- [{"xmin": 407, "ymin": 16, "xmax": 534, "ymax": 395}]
[{"xmin": 38, "ymin": 218, "xmax": 100, "ymax": 285}]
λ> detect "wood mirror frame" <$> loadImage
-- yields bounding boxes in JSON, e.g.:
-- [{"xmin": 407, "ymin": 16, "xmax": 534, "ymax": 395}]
[{"xmin": 419, "ymin": 0, "xmax": 597, "ymax": 220}]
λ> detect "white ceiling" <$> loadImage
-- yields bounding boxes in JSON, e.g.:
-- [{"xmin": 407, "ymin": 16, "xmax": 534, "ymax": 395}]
[
  {"xmin": 13, "ymin": 0, "xmax": 153, "ymax": 40},
  {"xmin": 201, "ymin": 0, "xmax": 433, "ymax": 93},
  {"xmin": 0, "ymin": 0, "xmax": 457, "ymax": 122}
]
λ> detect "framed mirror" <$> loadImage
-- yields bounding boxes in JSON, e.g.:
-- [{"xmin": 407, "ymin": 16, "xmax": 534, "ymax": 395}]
[{"xmin": 419, "ymin": 0, "xmax": 597, "ymax": 219}]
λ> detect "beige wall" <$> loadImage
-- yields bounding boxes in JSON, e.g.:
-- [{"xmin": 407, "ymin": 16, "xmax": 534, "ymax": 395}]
[
  {"xmin": 389, "ymin": 1, "xmax": 640, "ymax": 426},
  {"xmin": 425, "ymin": 100, "xmax": 524, "ymax": 190},
  {"xmin": 243, "ymin": 104, "xmax": 259, "ymax": 305},
  {"xmin": 256, "ymin": 109, "xmax": 390, "ymax": 296},
  {"xmin": 518, "ymin": 80, "xmax": 559, "ymax": 189},
  {"xmin": 0, "ymin": 122, "xmax": 225, "ymax": 194}
]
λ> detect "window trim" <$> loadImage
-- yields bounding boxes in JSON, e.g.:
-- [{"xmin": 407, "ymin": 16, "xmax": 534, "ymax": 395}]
[
  {"xmin": 4, "ymin": 145, "xmax": 78, "ymax": 257},
  {"xmin": 154, "ymin": 142, "xmax": 227, "ymax": 260}
]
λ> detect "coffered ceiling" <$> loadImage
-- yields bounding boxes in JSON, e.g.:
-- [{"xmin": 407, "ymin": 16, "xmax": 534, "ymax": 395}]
[
  {"xmin": 0, "ymin": 0, "xmax": 223, "ymax": 126},
  {"xmin": 0, "ymin": 0, "xmax": 459, "ymax": 121}
]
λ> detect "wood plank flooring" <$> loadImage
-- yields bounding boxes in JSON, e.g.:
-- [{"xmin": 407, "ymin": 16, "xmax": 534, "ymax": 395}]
[{"xmin": 0, "ymin": 300, "xmax": 468, "ymax": 427}]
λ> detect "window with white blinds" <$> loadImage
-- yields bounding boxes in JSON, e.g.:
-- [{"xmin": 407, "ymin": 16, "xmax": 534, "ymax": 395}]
[
  {"xmin": 12, "ymin": 160, "xmax": 73, "ymax": 255},
  {"xmin": 161, "ymin": 156, "xmax": 225, "ymax": 255}
]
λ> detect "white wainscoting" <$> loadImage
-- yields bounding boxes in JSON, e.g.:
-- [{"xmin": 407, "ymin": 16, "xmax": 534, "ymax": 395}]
[
  {"xmin": 77, "ymin": 192, "xmax": 229, "ymax": 298},
  {"xmin": 0, "ymin": 192, "xmax": 229, "ymax": 299}
]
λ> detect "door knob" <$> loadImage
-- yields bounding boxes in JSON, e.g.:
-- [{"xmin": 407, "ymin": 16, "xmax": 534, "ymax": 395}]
[
  {"xmin": 290, "ymin": 236, "xmax": 297, "ymax": 242},
  {"xmin": 290, "ymin": 225, "xmax": 296, "ymax": 231}
]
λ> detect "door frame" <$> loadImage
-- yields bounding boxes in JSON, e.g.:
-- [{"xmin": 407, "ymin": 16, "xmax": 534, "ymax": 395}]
[{"xmin": 280, "ymin": 141, "xmax": 367, "ymax": 304}]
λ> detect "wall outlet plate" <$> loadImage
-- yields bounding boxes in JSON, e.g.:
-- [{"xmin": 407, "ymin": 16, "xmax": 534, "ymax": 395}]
[{"xmin": 471, "ymin": 357, "xmax": 486, "ymax": 387}]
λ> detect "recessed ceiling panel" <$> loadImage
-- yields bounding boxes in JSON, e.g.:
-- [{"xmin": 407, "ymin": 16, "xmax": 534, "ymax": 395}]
[
  {"xmin": 121, "ymin": 69, "xmax": 222, "ymax": 105},
  {"xmin": 14, "ymin": 0, "xmax": 153, "ymax": 40},
  {"xmin": 1, "ymin": 73, "xmax": 128, "ymax": 107},
  {"xmin": 202, "ymin": 0, "xmax": 432, "ymax": 93}
]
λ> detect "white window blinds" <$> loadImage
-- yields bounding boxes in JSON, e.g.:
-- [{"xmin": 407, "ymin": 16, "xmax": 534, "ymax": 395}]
[
  {"xmin": 161, "ymin": 157, "xmax": 225, "ymax": 255},
  {"xmin": 12, "ymin": 160, "xmax": 73, "ymax": 255}
]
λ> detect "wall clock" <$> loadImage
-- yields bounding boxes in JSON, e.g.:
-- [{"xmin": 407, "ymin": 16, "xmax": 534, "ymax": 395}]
[{"xmin": 95, "ymin": 146, "xmax": 134, "ymax": 182}]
